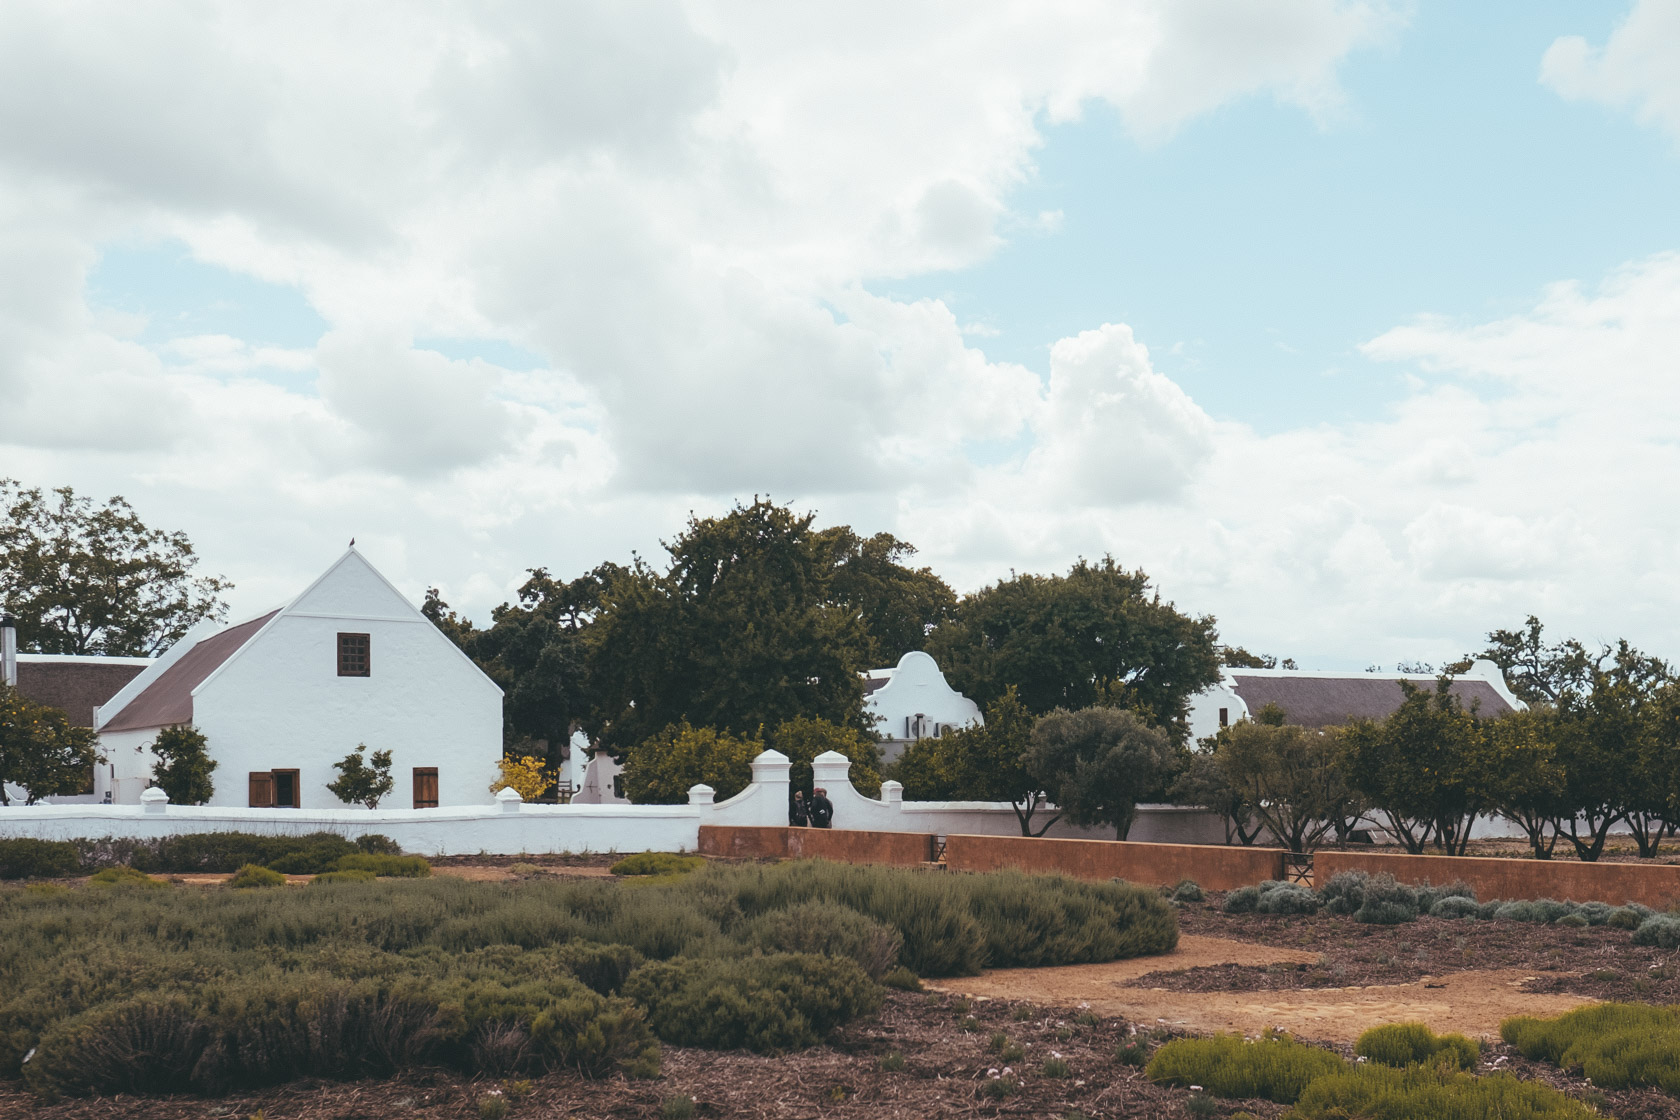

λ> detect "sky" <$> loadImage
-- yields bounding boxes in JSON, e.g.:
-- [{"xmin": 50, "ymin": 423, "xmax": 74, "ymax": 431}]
[{"xmin": 3, "ymin": 0, "xmax": 1680, "ymax": 670}]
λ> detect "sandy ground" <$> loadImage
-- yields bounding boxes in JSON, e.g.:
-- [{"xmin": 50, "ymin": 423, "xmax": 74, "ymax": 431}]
[{"xmin": 933, "ymin": 935, "xmax": 1596, "ymax": 1042}]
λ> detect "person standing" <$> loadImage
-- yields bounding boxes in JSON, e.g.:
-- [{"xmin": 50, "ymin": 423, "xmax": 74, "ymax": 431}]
[
  {"xmin": 789, "ymin": 789, "xmax": 809, "ymax": 827},
  {"xmin": 809, "ymin": 786, "xmax": 834, "ymax": 829}
]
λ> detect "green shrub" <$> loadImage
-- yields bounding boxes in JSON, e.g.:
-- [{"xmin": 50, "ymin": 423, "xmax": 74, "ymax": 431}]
[
  {"xmin": 1607, "ymin": 905, "xmax": 1646, "ymax": 930},
  {"xmin": 623, "ymin": 953, "xmax": 880, "ymax": 1053},
  {"xmin": 1476, "ymin": 899, "xmax": 1504, "ymax": 920},
  {"xmin": 23, "ymin": 994, "xmax": 209, "ymax": 1097},
  {"xmin": 552, "ymin": 940, "xmax": 646, "ymax": 995},
  {"xmin": 1634, "ymin": 915, "xmax": 1680, "ymax": 949},
  {"xmin": 227, "ymin": 864, "xmax": 286, "ymax": 889},
  {"xmin": 1494, "ymin": 899, "xmax": 1575, "ymax": 925},
  {"xmin": 1042, "ymin": 1056, "xmax": 1071, "ymax": 1077},
  {"xmin": 744, "ymin": 900, "xmax": 902, "ymax": 979},
  {"xmin": 1256, "ymin": 882, "xmax": 1320, "ymax": 915},
  {"xmin": 0, "ymin": 838, "xmax": 80, "ymax": 880},
  {"xmin": 1556, "ymin": 913, "xmax": 1589, "ymax": 928},
  {"xmin": 1353, "ymin": 875, "xmax": 1418, "ymax": 925},
  {"xmin": 1429, "ymin": 896, "xmax": 1480, "ymax": 920},
  {"xmin": 1293, "ymin": 1063, "xmax": 1594, "ymax": 1119},
  {"xmin": 333, "ymin": 853, "xmax": 431, "ymax": 878},
  {"xmin": 661, "ymin": 1094, "xmax": 696, "ymax": 1119},
  {"xmin": 1413, "ymin": 880, "xmax": 1475, "ymax": 911},
  {"xmin": 881, "ymin": 966, "xmax": 921, "ymax": 991},
  {"xmin": 266, "ymin": 835, "xmax": 359, "ymax": 874},
  {"xmin": 880, "ymin": 1050, "xmax": 905, "ymax": 1071},
  {"xmin": 1146, "ymin": 1032, "xmax": 1345, "ymax": 1103},
  {"xmin": 1170, "ymin": 879, "xmax": 1204, "ymax": 903},
  {"xmin": 309, "ymin": 869, "xmax": 378, "ymax": 885},
  {"xmin": 1354, "ymin": 1022, "xmax": 1477, "ymax": 1070},
  {"xmin": 1116, "ymin": 1038, "xmax": 1149, "ymax": 1066},
  {"xmin": 1503, "ymin": 1003, "xmax": 1680, "ymax": 1092},
  {"xmin": 88, "ymin": 865, "xmax": 167, "ymax": 889},
  {"xmin": 1225, "ymin": 880, "xmax": 1319, "ymax": 915},
  {"xmin": 1573, "ymin": 901, "xmax": 1614, "ymax": 926},
  {"xmin": 1317, "ymin": 870, "xmax": 1368, "ymax": 915},
  {"xmin": 611, "ymin": 852, "xmax": 704, "ymax": 877}
]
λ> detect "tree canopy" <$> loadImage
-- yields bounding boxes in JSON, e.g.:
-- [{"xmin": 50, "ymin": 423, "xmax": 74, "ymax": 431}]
[
  {"xmin": 0, "ymin": 480, "xmax": 230, "ymax": 655},
  {"xmin": 893, "ymin": 687, "xmax": 1048, "ymax": 834},
  {"xmin": 925, "ymin": 557, "xmax": 1220, "ymax": 741},
  {"xmin": 1025, "ymin": 705, "xmax": 1177, "ymax": 840},
  {"xmin": 0, "ymin": 684, "xmax": 99, "ymax": 805}
]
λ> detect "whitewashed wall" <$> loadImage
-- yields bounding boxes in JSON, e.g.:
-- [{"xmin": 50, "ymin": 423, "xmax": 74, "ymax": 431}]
[{"xmin": 3, "ymin": 749, "xmax": 1229, "ymax": 854}]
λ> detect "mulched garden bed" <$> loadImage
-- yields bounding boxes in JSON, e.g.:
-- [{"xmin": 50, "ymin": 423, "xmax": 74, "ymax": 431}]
[
  {"xmin": 0, "ymin": 990, "xmax": 1286, "ymax": 1119},
  {"xmin": 1135, "ymin": 895, "xmax": 1680, "ymax": 996}
]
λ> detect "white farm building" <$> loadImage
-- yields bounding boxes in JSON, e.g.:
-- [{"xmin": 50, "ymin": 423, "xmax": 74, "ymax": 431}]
[{"xmin": 93, "ymin": 548, "xmax": 502, "ymax": 808}]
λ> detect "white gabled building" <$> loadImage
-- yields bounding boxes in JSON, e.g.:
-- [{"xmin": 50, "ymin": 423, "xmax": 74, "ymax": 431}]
[
  {"xmin": 93, "ymin": 548, "xmax": 503, "ymax": 808},
  {"xmin": 863, "ymin": 651, "xmax": 983, "ymax": 764},
  {"xmin": 1186, "ymin": 659, "xmax": 1526, "ymax": 744}
]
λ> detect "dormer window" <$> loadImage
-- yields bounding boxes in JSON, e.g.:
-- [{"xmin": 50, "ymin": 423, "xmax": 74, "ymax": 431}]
[{"xmin": 338, "ymin": 633, "xmax": 371, "ymax": 677}]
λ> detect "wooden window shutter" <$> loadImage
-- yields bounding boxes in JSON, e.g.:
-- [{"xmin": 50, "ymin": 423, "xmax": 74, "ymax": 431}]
[
  {"xmin": 249, "ymin": 771, "xmax": 274, "ymax": 808},
  {"xmin": 413, "ymin": 767, "xmax": 438, "ymax": 809}
]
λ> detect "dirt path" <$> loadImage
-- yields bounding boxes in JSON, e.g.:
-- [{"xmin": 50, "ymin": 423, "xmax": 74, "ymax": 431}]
[{"xmin": 934, "ymin": 936, "xmax": 1597, "ymax": 1042}]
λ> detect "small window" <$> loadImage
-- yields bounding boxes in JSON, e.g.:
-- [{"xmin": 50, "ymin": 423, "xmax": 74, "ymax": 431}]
[
  {"xmin": 413, "ymin": 767, "xmax": 439, "ymax": 809},
  {"xmin": 249, "ymin": 771, "xmax": 274, "ymax": 807},
  {"xmin": 272, "ymin": 769, "xmax": 301, "ymax": 808},
  {"xmin": 338, "ymin": 633, "xmax": 371, "ymax": 677},
  {"xmin": 1218, "ymin": 707, "xmax": 1229, "ymax": 727}
]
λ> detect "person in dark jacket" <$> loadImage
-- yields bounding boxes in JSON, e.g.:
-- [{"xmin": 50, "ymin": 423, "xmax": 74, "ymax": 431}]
[
  {"xmin": 789, "ymin": 790, "xmax": 809, "ymax": 827},
  {"xmin": 809, "ymin": 787, "xmax": 834, "ymax": 829}
]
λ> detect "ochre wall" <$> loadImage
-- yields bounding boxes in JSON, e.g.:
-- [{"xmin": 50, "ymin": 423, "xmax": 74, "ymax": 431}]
[
  {"xmin": 697, "ymin": 825, "xmax": 933, "ymax": 865},
  {"xmin": 943, "ymin": 833, "xmax": 1285, "ymax": 890},
  {"xmin": 1316, "ymin": 850, "xmax": 1680, "ymax": 909}
]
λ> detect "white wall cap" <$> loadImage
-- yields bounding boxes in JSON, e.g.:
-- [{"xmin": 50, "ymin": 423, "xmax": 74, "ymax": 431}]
[
  {"xmin": 688, "ymin": 783, "xmax": 715, "ymax": 806},
  {"xmin": 750, "ymin": 749, "xmax": 791, "ymax": 778},
  {"xmin": 495, "ymin": 787, "xmax": 523, "ymax": 812},
  {"xmin": 140, "ymin": 787, "xmax": 169, "ymax": 813},
  {"xmin": 812, "ymin": 750, "xmax": 850, "ymax": 764}
]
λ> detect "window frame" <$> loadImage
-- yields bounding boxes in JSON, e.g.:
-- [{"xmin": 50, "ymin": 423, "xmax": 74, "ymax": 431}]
[{"xmin": 337, "ymin": 632, "xmax": 371, "ymax": 677}]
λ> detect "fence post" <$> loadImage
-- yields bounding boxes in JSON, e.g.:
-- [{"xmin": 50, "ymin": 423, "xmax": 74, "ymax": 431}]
[
  {"xmin": 140, "ymin": 787, "xmax": 169, "ymax": 815},
  {"xmin": 496, "ymin": 787, "xmax": 523, "ymax": 814}
]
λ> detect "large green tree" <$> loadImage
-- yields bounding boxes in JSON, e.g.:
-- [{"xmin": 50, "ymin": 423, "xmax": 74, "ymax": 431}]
[
  {"xmin": 1025, "ymin": 706, "xmax": 1177, "ymax": 840},
  {"xmin": 1470, "ymin": 615, "xmax": 1593, "ymax": 706},
  {"xmin": 817, "ymin": 528, "xmax": 956, "ymax": 668},
  {"xmin": 926, "ymin": 557, "xmax": 1220, "ymax": 742},
  {"xmin": 587, "ymin": 500, "xmax": 874, "ymax": 755},
  {"xmin": 0, "ymin": 480, "xmax": 231, "ymax": 655},
  {"xmin": 0, "ymin": 684, "xmax": 99, "ymax": 805},
  {"xmin": 1484, "ymin": 705, "xmax": 1571, "ymax": 859}
]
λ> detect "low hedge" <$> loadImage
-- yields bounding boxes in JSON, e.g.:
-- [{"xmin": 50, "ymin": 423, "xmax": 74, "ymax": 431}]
[
  {"xmin": 1503, "ymin": 1003, "xmax": 1680, "ymax": 1093},
  {"xmin": 623, "ymin": 952, "xmax": 880, "ymax": 1053},
  {"xmin": 331, "ymin": 853, "xmax": 430, "ymax": 878},
  {"xmin": 1293, "ymin": 1063, "xmax": 1595, "ymax": 1119},
  {"xmin": 0, "ymin": 832, "xmax": 405, "ymax": 879},
  {"xmin": 611, "ymin": 852, "xmax": 704, "ymax": 877},
  {"xmin": 1355, "ymin": 1022, "xmax": 1477, "ymax": 1070},
  {"xmin": 1146, "ymin": 1032, "xmax": 1344, "ymax": 1103}
]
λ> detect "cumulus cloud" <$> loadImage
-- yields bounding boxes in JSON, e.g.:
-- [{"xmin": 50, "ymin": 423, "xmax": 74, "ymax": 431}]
[
  {"xmin": 1543, "ymin": 0, "xmax": 1680, "ymax": 141},
  {"xmin": 0, "ymin": 0, "xmax": 1448, "ymax": 649}
]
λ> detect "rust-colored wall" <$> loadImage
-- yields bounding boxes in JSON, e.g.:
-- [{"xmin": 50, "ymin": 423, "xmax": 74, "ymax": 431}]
[
  {"xmin": 1316, "ymin": 850, "xmax": 1680, "ymax": 909},
  {"xmin": 943, "ymin": 833, "xmax": 1285, "ymax": 890},
  {"xmin": 697, "ymin": 825, "xmax": 933, "ymax": 865}
]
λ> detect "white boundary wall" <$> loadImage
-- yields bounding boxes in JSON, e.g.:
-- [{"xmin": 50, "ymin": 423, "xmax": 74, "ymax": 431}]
[{"xmin": 0, "ymin": 749, "xmax": 1228, "ymax": 855}]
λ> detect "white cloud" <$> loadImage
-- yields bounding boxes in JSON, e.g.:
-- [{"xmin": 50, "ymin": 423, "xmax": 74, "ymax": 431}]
[
  {"xmin": 0, "ymin": 0, "xmax": 1456, "ymax": 654},
  {"xmin": 1543, "ymin": 0, "xmax": 1680, "ymax": 141}
]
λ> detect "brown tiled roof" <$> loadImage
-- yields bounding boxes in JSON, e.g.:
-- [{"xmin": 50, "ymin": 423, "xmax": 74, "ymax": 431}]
[
  {"xmin": 1229, "ymin": 673, "xmax": 1516, "ymax": 728},
  {"xmin": 100, "ymin": 611, "xmax": 278, "ymax": 732},
  {"xmin": 15, "ymin": 660, "xmax": 150, "ymax": 727}
]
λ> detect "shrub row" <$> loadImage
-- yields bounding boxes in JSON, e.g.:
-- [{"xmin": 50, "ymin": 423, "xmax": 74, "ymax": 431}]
[
  {"xmin": 1503, "ymin": 1003, "xmax": 1680, "ymax": 1094},
  {"xmin": 1149, "ymin": 1026, "xmax": 1589, "ymax": 1118},
  {"xmin": 1225, "ymin": 870, "xmax": 1656, "ymax": 929},
  {"xmin": 0, "ymin": 832, "xmax": 403, "ymax": 879},
  {"xmin": 0, "ymin": 859, "xmax": 1173, "ymax": 1096}
]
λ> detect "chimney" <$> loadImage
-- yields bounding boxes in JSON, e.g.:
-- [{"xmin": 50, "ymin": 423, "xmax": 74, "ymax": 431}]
[{"xmin": 0, "ymin": 614, "xmax": 16, "ymax": 689}]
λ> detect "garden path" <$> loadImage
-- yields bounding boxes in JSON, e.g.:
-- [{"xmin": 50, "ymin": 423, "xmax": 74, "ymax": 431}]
[{"xmin": 934, "ymin": 936, "xmax": 1596, "ymax": 1042}]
